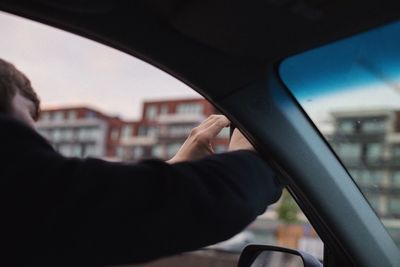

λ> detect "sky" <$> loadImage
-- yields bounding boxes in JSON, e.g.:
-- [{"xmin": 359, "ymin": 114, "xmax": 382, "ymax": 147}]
[
  {"xmin": 0, "ymin": 11, "xmax": 198, "ymax": 120},
  {"xmin": 3, "ymin": 10, "xmax": 400, "ymax": 127},
  {"xmin": 279, "ymin": 19, "xmax": 400, "ymax": 128},
  {"xmin": 280, "ymin": 20, "xmax": 400, "ymax": 101}
]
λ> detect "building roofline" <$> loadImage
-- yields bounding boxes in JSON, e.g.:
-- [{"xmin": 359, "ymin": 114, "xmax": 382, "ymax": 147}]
[
  {"xmin": 142, "ymin": 97, "xmax": 205, "ymax": 105},
  {"xmin": 331, "ymin": 108, "xmax": 396, "ymax": 117}
]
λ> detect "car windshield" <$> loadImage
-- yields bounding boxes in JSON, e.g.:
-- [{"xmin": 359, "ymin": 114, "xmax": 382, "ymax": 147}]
[{"xmin": 279, "ymin": 20, "xmax": 400, "ymax": 249}]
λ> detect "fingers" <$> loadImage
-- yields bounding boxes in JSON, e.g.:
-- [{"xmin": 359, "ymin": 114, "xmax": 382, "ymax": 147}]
[
  {"xmin": 203, "ymin": 116, "xmax": 230, "ymax": 138},
  {"xmin": 191, "ymin": 115, "xmax": 230, "ymax": 142},
  {"xmin": 197, "ymin": 114, "xmax": 228, "ymax": 131}
]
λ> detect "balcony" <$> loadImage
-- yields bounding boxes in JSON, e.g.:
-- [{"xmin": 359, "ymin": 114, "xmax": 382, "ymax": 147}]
[
  {"xmin": 157, "ymin": 113, "xmax": 205, "ymax": 124},
  {"xmin": 119, "ymin": 136, "xmax": 156, "ymax": 146}
]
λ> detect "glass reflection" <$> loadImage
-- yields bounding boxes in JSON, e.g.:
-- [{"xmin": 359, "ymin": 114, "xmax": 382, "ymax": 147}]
[{"xmin": 280, "ymin": 20, "xmax": 400, "ymax": 248}]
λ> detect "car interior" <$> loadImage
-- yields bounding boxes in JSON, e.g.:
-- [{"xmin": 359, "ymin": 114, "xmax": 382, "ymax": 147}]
[{"xmin": 0, "ymin": 1, "xmax": 400, "ymax": 267}]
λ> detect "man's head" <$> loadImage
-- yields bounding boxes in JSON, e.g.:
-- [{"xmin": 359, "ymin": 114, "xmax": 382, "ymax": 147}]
[{"xmin": 0, "ymin": 58, "xmax": 40, "ymax": 128}]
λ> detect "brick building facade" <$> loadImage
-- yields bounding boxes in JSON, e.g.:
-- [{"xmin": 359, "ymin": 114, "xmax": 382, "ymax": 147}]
[
  {"xmin": 36, "ymin": 107, "xmax": 124, "ymax": 160},
  {"xmin": 36, "ymin": 98, "xmax": 230, "ymax": 162},
  {"xmin": 116, "ymin": 98, "xmax": 229, "ymax": 161}
]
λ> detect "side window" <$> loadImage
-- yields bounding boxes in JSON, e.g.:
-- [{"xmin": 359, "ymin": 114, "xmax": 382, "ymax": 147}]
[
  {"xmin": 280, "ymin": 20, "xmax": 400, "ymax": 250},
  {"xmin": 0, "ymin": 10, "xmax": 322, "ymax": 265}
]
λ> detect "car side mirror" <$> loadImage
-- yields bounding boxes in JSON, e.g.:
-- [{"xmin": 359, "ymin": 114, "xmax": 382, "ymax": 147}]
[{"xmin": 237, "ymin": 245, "xmax": 323, "ymax": 267}]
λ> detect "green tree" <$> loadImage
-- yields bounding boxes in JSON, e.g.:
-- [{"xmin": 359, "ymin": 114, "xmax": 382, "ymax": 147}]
[{"xmin": 277, "ymin": 189, "xmax": 300, "ymax": 224}]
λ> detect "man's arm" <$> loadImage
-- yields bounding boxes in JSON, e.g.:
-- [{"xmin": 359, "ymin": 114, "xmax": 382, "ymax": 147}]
[
  {"xmin": 0, "ymin": 115, "xmax": 282, "ymax": 266},
  {"xmin": 44, "ymin": 151, "xmax": 281, "ymax": 266}
]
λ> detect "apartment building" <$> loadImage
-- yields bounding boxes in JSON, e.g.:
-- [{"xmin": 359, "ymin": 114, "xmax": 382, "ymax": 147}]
[
  {"xmin": 330, "ymin": 109, "xmax": 400, "ymax": 219},
  {"xmin": 37, "ymin": 98, "xmax": 230, "ymax": 162},
  {"xmin": 116, "ymin": 98, "xmax": 230, "ymax": 161},
  {"xmin": 36, "ymin": 107, "xmax": 124, "ymax": 160}
]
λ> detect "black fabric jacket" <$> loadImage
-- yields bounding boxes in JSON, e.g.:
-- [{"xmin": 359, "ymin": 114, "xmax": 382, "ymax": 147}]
[{"xmin": 0, "ymin": 115, "xmax": 282, "ymax": 266}]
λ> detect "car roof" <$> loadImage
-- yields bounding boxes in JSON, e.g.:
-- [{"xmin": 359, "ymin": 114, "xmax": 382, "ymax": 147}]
[{"xmin": 0, "ymin": 0, "xmax": 399, "ymax": 101}]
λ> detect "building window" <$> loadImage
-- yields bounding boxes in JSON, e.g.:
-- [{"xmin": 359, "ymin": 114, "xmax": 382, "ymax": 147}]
[
  {"xmin": 53, "ymin": 111, "xmax": 64, "ymax": 121},
  {"xmin": 40, "ymin": 112, "xmax": 50, "ymax": 122},
  {"xmin": 392, "ymin": 172, "xmax": 400, "ymax": 187},
  {"xmin": 85, "ymin": 111, "xmax": 96, "ymax": 119},
  {"xmin": 169, "ymin": 125, "xmax": 192, "ymax": 137},
  {"xmin": 167, "ymin": 143, "xmax": 181, "ymax": 158},
  {"xmin": 146, "ymin": 105, "xmax": 158, "ymax": 120},
  {"xmin": 78, "ymin": 127, "xmax": 100, "ymax": 140},
  {"xmin": 160, "ymin": 104, "xmax": 169, "ymax": 114},
  {"xmin": 176, "ymin": 103, "xmax": 203, "ymax": 114},
  {"xmin": 338, "ymin": 120, "xmax": 355, "ymax": 133},
  {"xmin": 83, "ymin": 145, "xmax": 97, "ymax": 157},
  {"xmin": 67, "ymin": 111, "xmax": 77, "ymax": 120},
  {"xmin": 335, "ymin": 143, "xmax": 361, "ymax": 160},
  {"xmin": 217, "ymin": 127, "xmax": 230, "ymax": 138},
  {"xmin": 391, "ymin": 146, "xmax": 400, "ymax": 159},
  {"xmin": 152, "ymin": 145, "xmax": 164, "ymax": 158},
  {"xmin": 388, "ymin": 197, "xmax": 400, "ymax": 216},
  {"xmin": 52, "ymin": 128, "xmax": 62, "ymax": 141},
  {"xmin": 138, "ymin": 126, "xmax": 147, "ymax": 136},
  {"xmin": 147, "ymin": 126, "xmax": 158, "ymax": 137},
  {"xmin": 59, "ymin": 144, "xmax": 72, "ymax": 156},
  {"xmin": 133, "ymin": 146, "xmax": 144, "ymax": 159},
  {"xmin": 366, "ymin": 143, "xmax": 383, "ymax": 160},
  {"xmin": 116, "ymin": 146, "xmax": 125, "ymax": 159},
  {"xmin": 362, "ymin": 119, "xmax": 386, "ymax": 133},
  {"xmin": 358, "ymin": 170, "xmax": 384, "ymax": 186},
  {"xmin": 121, "ymin": 125, "xmax": 133, "ymax": 138},
  {"xmin": 72, "ymin": 145, "xmax": 83, "ymax": 157},
  {"xmin": 60, "ymin": 129, "xmax": 74, "ymax": 141},
  {"xmin": 214, "ymin": 145, "xmax": 227, "ymax": 153}
]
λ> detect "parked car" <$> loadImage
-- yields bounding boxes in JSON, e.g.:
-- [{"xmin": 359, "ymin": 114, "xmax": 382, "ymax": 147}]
[{"xmin": 0, "ymin": 1, "xmax": 399, "ymax": 267}]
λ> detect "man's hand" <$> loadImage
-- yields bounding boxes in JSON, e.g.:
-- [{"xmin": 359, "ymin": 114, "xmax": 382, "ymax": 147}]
[
  {"xmin": 167, "ymin": 115, "xmax": 230, "ymax": 164},
  {"xmin": 228, "ymin": 128, "xmax": 255, "ymax": 152}
]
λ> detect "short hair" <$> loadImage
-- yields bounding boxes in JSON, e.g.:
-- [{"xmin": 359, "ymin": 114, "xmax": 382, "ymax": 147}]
[{"xmin": 0, "ymin": 58, "xmax": 40, "ymax": 120}]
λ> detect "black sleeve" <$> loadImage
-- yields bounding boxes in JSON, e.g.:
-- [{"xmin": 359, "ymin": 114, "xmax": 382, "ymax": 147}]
[{"xmin": 0, "ymin": 117, "xmax": 282, "ymax": 266}]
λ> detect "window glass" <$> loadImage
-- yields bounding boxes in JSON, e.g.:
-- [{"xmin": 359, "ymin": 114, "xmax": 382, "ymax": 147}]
[
  {"xmin": 167, "ymin": 143, "xmax": 181, "ymax": 158},
  {"xmin": 133, "ymin": 146, "xmax": 144, "ymax": 158},
  {"xmin": 152, "ymin": 145, "xmax": 164, "ymax": 158},
  {"xmin": 366, "ymin": 143, "xmax": 383, "ymax": 160},
  {"xmin": 53, "ymin": 111, "xmax": 64, "ymax": 121},
  {"xmin": 52, "ymin": 128, "xmax": 62, "ymax": 141},
  {"xmin": 280, "ymin": 19, "xmax": 400, "ymax": 249},
  {"xmin": 392, "ymin": 147, "xmax": 400, "ymax": 159},
  {"xmin": 393, "ymin": 172, "xmax": 400, "ymax": 187},
  {"xmin": 176, "ymin": 103, "xmax": 203, "ymax": 114},
  {"xmin": 338, "ymin": 120, "xmax": 355, "ymax": 133},
  {"xmin": 138, "ymin": 126, "xmax": 147, "ymax": 136},
  {"xmin": 68, "ymin": 111, "xmax": 77, "ymax": 120},
  {"xmin": 71, "ymin": 145, "xmax": 82, "ymax": 157},
  {"xmin": 160, "ymin": 104, "xmax": 169, "ymax": 114},
  {"xmin": 363, "ymin": 119, "xmax": 386, "ymax": 133},
  {"xmin": 121, "ymin": 125, "xmax": 133, "ymax": 138},
  {"xmin": 0, "ymin": 10, "xmax": 320, "ymax": 265},
  {"xmin": 146, "ymin": 105, "xmax": 158, "ymax": 120},
  {"xmin": 335, "ymin": 143, "xmax": 361, "ymax": 159},
  {"xmin": 389, "ymin": 198, "xmax": 400, "ymax": 215}
]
